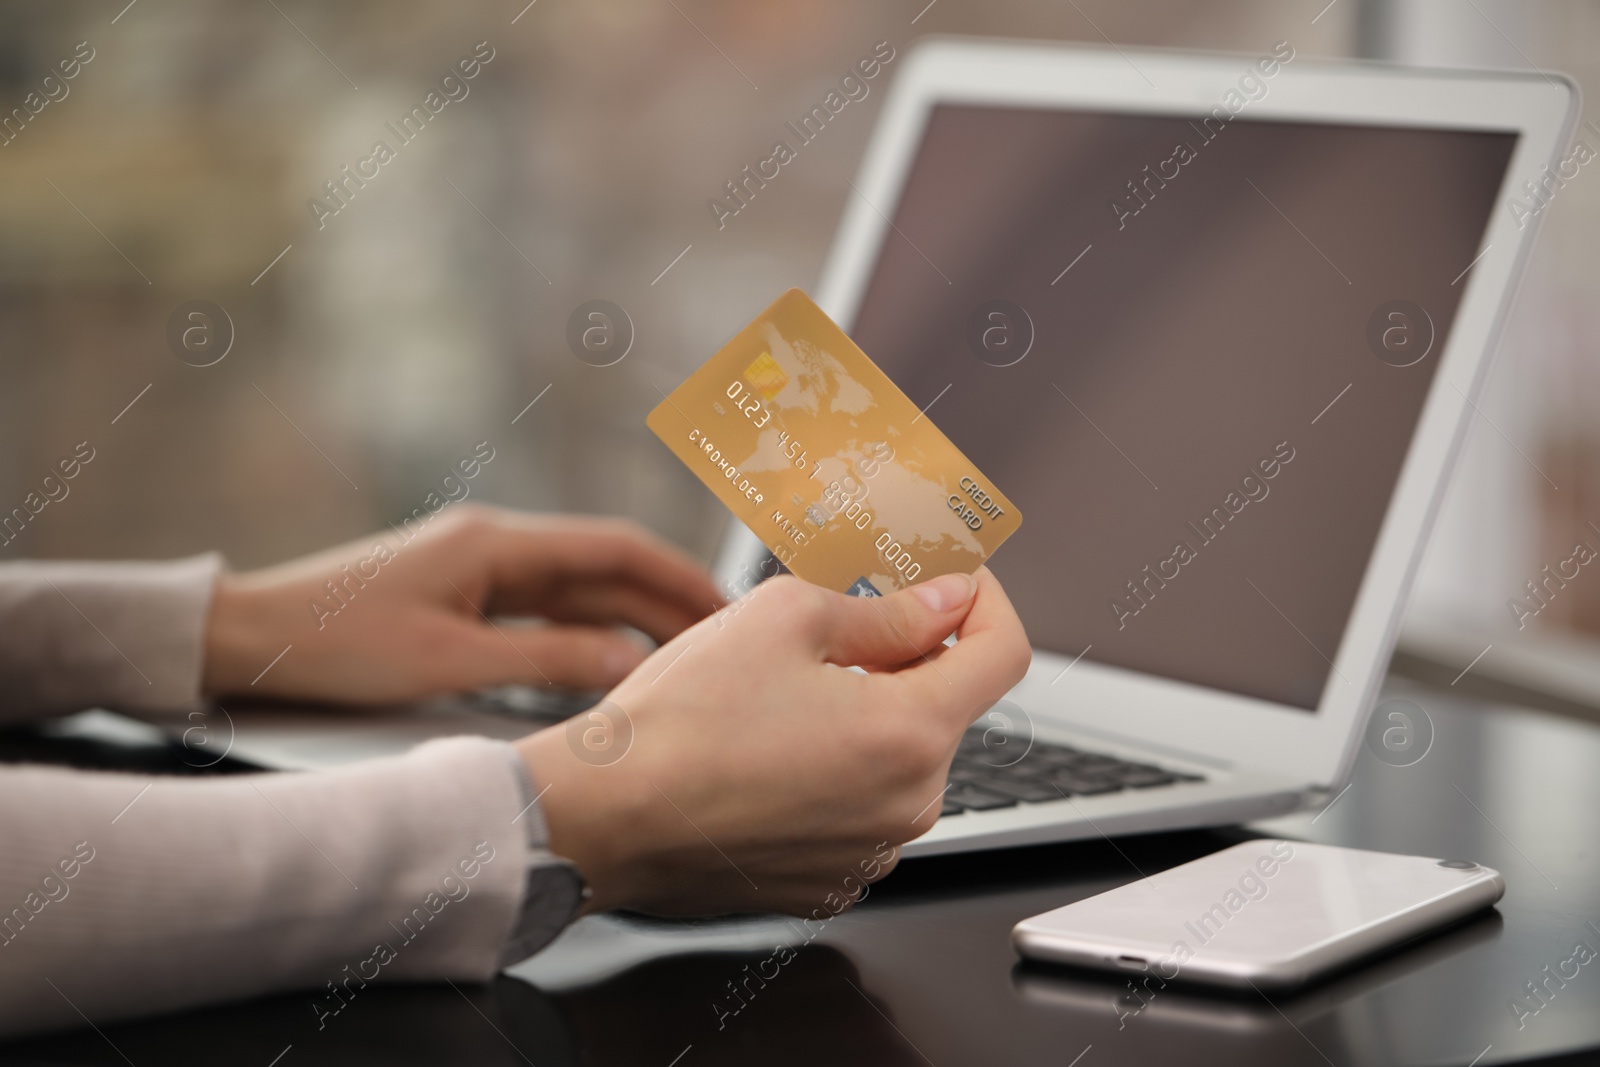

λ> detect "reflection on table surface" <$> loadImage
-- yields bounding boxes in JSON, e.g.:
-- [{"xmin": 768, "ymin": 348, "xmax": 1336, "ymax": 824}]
[{"xmin": 5, "ymin": 682, "xmax": 1600, "ymax": 1066}]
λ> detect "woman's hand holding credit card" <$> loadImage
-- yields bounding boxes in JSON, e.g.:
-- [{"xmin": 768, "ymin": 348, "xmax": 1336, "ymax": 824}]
[
  {"xmin": 514, "ymin": 290, "xmax": 1034, "ymax": 917},
  {"xmin": 648, "ymin": 289, "xmax": 1022, "ymax": 596}
]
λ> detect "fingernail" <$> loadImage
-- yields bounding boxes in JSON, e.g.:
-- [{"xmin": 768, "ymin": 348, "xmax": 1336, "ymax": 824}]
[{"xmin": 911, "ymin": 572, "xmax": 977, "ymax": 613}]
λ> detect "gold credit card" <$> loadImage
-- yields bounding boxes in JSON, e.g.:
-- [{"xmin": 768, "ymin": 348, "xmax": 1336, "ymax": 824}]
[{"xmin": 647, "ymin": 289, "xmax": 1022, "ymax": 597}]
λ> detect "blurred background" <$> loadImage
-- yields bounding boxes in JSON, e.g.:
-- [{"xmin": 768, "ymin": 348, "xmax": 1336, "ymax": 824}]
[{"xmin": 1, "ymin": 0, "xmax": 1599, "ymax": 702}]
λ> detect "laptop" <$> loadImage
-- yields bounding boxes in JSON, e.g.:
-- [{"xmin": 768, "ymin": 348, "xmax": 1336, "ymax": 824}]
[
  {"xmin": 202, "ymin": 38, "xmax": 1574, "ymax": 860},
  {"xmin": 706, "ymin": 38, "xmax": 1575, "ymax": 857}
]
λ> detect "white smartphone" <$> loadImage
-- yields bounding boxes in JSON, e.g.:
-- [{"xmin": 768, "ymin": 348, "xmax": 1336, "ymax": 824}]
[{"xmin": 1012, "ymin": 840, "xmax": 1504, "ymax": 989}]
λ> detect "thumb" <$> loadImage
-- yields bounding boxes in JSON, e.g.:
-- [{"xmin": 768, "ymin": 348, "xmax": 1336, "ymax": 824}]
[
  {"xmin": 472, "ymin": 623, "xmax": 649, "ymax": 690},
  {"xmin": 814, "ymin": 571, "xmax": 978, "ymax": 669}
]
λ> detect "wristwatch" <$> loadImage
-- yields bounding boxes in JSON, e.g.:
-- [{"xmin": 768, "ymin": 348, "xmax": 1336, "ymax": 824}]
[{"xmin": 498, "ymin": 747, "xmax": 591, "ymax": 967}]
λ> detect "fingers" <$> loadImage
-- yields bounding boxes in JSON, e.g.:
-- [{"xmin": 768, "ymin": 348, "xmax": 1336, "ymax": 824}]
[
  {"xmin": 482, "ymin": 514, "xmax": 725, "ymax": 622},
  {"xmin": 471, "ymin": 622, "xmax": 648, "ymax": 691},
  {"xmin": 754, "ymin": 844, "xmax": 901, "ymax": 917},
  {"xmin": 529, "ymin": 580, "xmax": 715, "ymax": 646},
  {"xmin": 807, "ymin": 572, "xmax": 980, "ymax": 669},
  {"xmin": 892, "ymin": 567, "xmax": 1032, "ymax": 727}
]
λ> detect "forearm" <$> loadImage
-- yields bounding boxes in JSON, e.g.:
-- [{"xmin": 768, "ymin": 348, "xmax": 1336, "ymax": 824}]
[
  {"xmin": 0, "ymin": 555, "xmax": 220, "ymax": 722},
  {"xmin": 0, "ymin": 736, "xmax": 534, "ymax": 1038}
]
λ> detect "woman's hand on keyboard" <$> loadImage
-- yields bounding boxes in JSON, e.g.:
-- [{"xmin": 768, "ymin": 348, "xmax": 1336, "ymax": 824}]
[{"xmin": 200, "ymin": 505, "xmax": 724, "ymax": 703}]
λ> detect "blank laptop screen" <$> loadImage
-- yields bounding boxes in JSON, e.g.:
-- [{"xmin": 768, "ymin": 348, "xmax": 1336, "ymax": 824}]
[{"xmin": 847, "ymin": 104, "xmax": 1516, "ymax": 710}]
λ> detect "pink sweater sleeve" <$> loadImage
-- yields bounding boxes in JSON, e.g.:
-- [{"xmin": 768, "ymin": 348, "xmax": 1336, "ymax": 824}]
[
  {"xmin": 0, "ymin": 558, "xmax": 549, "ymax": 1038},
  {"xmin": 0, "ymin": 555, "xmax": 221, "ymax": 721},
  {"xmin": 0, "ymin": 736, "xmax": 534, "ymax": 1038}
]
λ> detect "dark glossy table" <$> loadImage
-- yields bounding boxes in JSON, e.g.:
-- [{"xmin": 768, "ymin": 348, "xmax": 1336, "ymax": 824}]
[{"xmin": 4, "ymin": 679, "xmax": 1599, "ymax": 1067}]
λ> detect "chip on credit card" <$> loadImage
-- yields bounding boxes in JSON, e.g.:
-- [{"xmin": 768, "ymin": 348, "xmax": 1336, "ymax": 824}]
[{"xmin": 646, "ymin": 288, "xmax": 1022, "ymax": 597}]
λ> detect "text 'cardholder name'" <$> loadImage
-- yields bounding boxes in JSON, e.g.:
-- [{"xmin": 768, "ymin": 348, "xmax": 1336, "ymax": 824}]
[{"xmin": 647, "ymin": 288, "xmax": 1022, "ymax": 596}]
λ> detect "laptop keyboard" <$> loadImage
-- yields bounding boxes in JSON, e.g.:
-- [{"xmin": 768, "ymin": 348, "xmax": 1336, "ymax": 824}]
[
  {"xmin": 467, "ymin": 690, "xmax": 1206, "ymax": 819},
  {"xmin": 941, "ymin": 728, "xmax": 1205, "ymax": 817}
]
